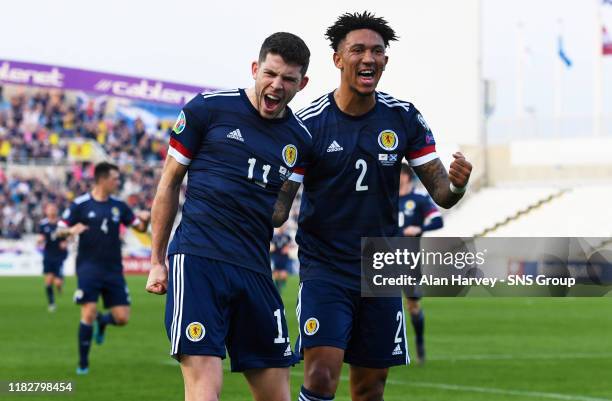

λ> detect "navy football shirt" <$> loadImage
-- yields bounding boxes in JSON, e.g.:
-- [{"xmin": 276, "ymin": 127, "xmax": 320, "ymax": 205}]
[
  {"xmin": 39, "ymin": 219, "xmax": 68, "ymax": 262},
  {"xmin": 271, "ymin": 232, "xmax": 292, "ymax": 267},
  {"xmin": 60, "ymin": 193, "xmax": 137, "ymax": 272},
  {"xmin": 166, "ymin": 89, "xmax": 312, "ymax": 275},
  {"xmin": 398, "ymin": 190, "xmax": 442, "ymax": 234},
  {"xmin": 294, "ymin": 91, "xmax": 438, "ymax": 290}
]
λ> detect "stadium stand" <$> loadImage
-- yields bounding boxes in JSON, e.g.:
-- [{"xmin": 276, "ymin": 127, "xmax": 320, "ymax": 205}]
[
  {"xmin": 489, "ymin": 185, "xmax": 612, "ymax": 237},
  {"xmin": 3, "ymin": 83, "xmax": 609, "ymax": 247},
  {"xmin": 430, "ymin": 186, "xmax": 563, "ymax": 237},
  {"xmin": 429, "ymin": 183, "xmax": 612, "ymax": 238},
  {"xmin": 0, "ymin": 85, "xmax": 166, "ymax": 238}
]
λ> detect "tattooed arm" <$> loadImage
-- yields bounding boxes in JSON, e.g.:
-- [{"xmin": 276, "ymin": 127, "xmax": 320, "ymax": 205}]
[
  {"xmin": 272, "ymin": 180, "xmax": 301, "ymax": 227},
  {"xmin": 413, "ymin": 152, "xmax": 472, "ymax": 209}
]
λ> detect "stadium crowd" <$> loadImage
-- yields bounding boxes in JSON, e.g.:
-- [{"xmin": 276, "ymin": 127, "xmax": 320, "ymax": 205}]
[
  {"xmin": 0, "ymin": 86, "xmax": 166, "ymax": 238},
  {"xmin": 0, "ymin": 85, "xmax": 301, "ymax": 240}
]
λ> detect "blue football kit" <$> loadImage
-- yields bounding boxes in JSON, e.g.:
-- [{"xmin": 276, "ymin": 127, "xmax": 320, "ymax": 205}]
[
  {"xmin": 60, "ymin": 193, "xmax": 137, "ymax": 307},
  {"xmin": 293, "ymin": 91, "xmax": 438, "ymax": 367},
  {"xmin": 39, "ymin": 219, "xmax": 68, "ymax": 277},
  {"xmin": 398, "ymin": 190, "xmax": 442, "ymax": 235},
  {"xmin": 165, "ymin": 89, "xmax": 311, "ymax": 371},
  {"xmin": 399, "ymin": 189, "xmax": 443, "ymax": 299},
  {"xmin": 271, "ymin": 232, "xmax": 292, "ymax": 272}
]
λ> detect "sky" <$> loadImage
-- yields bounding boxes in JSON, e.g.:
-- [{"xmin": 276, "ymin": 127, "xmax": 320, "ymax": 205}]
[
  {"xmin": 1, "ymin": 0, "xmax": 612, "ymax": 142},
  {"xmin": 482, "ymin": 0, "xmax": 612, "ymax": 140}
]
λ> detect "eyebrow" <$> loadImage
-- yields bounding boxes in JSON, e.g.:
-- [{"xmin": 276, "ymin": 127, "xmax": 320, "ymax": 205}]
[
  {"xmin": 263, "ymin": 69, "xmax": 299, "ymax": 81},
  {"xmin": 348, "ymin": 43, "xmax": 385, "ymax": 50}
]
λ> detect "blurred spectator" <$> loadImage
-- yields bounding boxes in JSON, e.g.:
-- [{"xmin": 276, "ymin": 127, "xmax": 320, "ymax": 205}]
[
  {"xmin": 0, "ymin": 86, "xmax": 301, "ymax": 239},
  {"xmin": 0, "ymin": 87, "xmax": 170, "ymax": 237}
]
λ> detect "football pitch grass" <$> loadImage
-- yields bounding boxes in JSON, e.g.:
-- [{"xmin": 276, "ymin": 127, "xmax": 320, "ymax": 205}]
[{"xmin": 1, "ymin": 275, "xmax": 611, "ymax": 401}]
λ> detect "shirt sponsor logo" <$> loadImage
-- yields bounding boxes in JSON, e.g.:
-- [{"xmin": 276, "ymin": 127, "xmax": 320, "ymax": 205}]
[{"xmin": 378, "ymin": 153, "xmax": 398, "ymax": 167}]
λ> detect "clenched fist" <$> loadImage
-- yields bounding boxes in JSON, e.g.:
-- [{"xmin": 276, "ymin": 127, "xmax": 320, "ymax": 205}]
[
  {"xmin": 146, "ymin": 262, "xmax": 168, "ymax": 295},
  {"xmin": 448, "ymin": 152, "xmax": 472, "ymax": 189}
]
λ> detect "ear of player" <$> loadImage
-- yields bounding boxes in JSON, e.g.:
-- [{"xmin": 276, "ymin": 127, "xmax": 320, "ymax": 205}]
[{"xmin": 448, "ymin": 152, "xmax": 472, "ymax": 194}]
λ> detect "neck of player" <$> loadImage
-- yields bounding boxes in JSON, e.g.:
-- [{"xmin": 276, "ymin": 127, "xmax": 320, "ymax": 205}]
[
  {"xmin": 334, "ymin": 85, "xmax": 376, "ymax": 117},
  {"xmin": 91, "ymin": 186, "xmax": 110, "ymax": 202}
]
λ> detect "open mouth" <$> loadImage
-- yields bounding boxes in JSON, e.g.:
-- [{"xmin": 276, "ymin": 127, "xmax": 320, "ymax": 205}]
[
  {"xmin": 263, "ymin": 94, "xmax": 281, "ymax": 111},
  {"xmin": 358, "ymin": 70, "xmax": 375, "ymax": 84}
]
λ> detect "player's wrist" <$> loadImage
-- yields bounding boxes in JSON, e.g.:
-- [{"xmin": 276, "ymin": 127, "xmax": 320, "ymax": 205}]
[
  {"xmin": 150, "ymin": 257, "xmax": 167, "ymax": 269},
  {"xmin": 449, "ymin": 182, "xmax": 467, "ymax": 194}
]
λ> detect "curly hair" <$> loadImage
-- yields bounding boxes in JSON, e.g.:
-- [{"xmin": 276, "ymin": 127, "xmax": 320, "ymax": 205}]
[{"xmin": 325, "ymin": 11, "xmax": 398, "ymax": 51}]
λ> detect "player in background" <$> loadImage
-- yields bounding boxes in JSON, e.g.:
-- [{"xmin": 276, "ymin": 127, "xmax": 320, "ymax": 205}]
[
  {"xmin": 270, "ymin": 223, "xmax": 293, "ymax": 294},
  {"xmin": 272, "ymin": 12, "xmax": 472, "ymax": 401},
  {"xmin": 145, "ymin": 32, "xmax": 311, "ymax": 401},
  {"xmin": 38, "ymin": 203, "xmax": 69, "ymax": 312},
  {"xmin": 58, "ymin": 162, "xmax": 150, "ymax": 375},
  {"xmin": 398, "ymin": 162, "xmax": 443, "ymax": 364}
]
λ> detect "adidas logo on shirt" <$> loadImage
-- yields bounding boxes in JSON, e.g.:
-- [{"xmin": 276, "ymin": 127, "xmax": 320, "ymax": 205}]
[
  {"xmin": 327, "ymin": 140, "xmax": 343, "ymax": 152},
  {"xmin": 227, "ymin": 129, "xmax": 244, "ymax": 142},
  {"xmin": 392, "ymin": 344, "xmax": 403, "ymax": 356}
]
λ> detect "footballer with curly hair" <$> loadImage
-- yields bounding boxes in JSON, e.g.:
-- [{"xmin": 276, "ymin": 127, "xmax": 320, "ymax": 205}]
[{"xmin": 273, "ymin": 11, "xmax": 472, "ymax": 401}]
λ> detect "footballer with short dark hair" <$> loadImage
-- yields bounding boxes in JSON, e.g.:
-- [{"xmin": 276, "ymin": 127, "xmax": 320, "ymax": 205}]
[
  {"xmin": 58, "ymin": 161, "xmax": 150, "ymax": 375},
  {"xmin": 146, "ymin": 32, "xmax": 312, "ymax": 401}
]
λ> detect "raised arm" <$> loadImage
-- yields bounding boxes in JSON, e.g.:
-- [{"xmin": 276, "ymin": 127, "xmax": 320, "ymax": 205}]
[
  {"xmin": 55, "ymin": 223, "xmax": 88, "ymax": 238},
  {"xmin": 412, "ymin": 152, "xmax": 472, "ymax": 209},
  {"xmin": 272, "ymin": 180, "xmax": 301, "ymax": 227},
  {"xmin": 145, "ymin": 156, "xmax": 188, "ymax": 295},
  {"xmin": 131, "ymin": 211, "xmax": 151, "ymax": 233}
]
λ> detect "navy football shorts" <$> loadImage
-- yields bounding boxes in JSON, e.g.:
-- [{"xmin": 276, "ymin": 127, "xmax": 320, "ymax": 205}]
[
  {"xmin": 272, "ymin": 256, "xmax": 290, "ymax": 272},
  {"xmin": 166, "ymin": 254, "xmax": 296, "ymax": 372},
  {"xmin": 43, "ymin": 259, "xmax": 64, "ymax": 278},
  {"xmin": 296, "ymin": 279, "xmax": 410, "ymax": 368},
  {"xmin": 74, "ymin": 269, "xmax": 130, "ymax": 308}
]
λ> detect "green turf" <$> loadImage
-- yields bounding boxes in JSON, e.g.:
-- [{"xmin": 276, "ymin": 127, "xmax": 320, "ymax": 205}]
[{"xmin": 1, "ymin": 276, "xmax": 611, "ymax": 401}]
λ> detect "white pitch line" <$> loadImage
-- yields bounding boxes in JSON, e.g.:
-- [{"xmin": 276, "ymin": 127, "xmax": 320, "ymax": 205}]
[
  {"xmin": 160, "ymin": 359, "xmax": 612, "ymax": 401},
  {"xmin": 425, "ymin": 352, "xmax": 612, "ymax": 362},
  {"xmin": 287, "ymin": 371, "xmax": 612, "ymax": 401},
  {"xmin": 388, "ymin": 380, "xmax": 612, "ymax": 401}
]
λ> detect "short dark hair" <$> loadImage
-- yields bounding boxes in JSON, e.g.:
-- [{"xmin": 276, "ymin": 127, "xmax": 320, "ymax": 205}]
[
  {"xmin": 94, "ymin": 162, "xmax": 119, "ymax": 183},
  {"xmin": 401, "ymin": 163, "xmax": 413, "ymax": 178},
  {"xmin": 325, "ymin": 11, "xmax": 398, "ymax": 51},
  {"xmin": 258, "ymin": 32, "xmax": 311, "ymax": 76}
]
